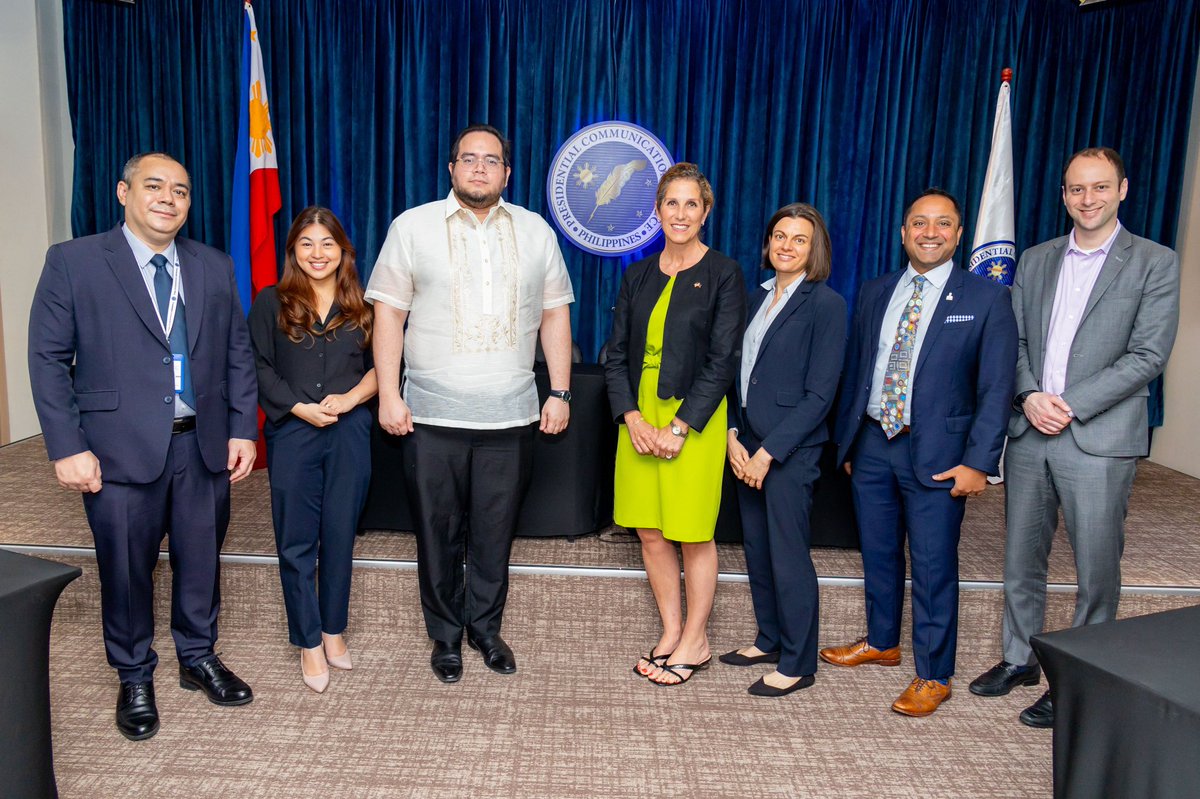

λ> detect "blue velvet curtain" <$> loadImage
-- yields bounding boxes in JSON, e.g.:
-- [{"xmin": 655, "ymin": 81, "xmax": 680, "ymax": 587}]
[{"xmin": 64, "ymin": 0, "xmax": 1198, "ymax": 423}]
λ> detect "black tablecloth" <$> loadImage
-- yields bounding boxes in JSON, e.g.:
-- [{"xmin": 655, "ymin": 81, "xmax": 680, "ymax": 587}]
[
  {"xmin": 1031, "ymin": 604, "xmax": 1200, "ymax": 799},
  {"xmin": 360, "ymin": 363, "xmax": 614, "ymax": 537},
  {"xmin": 0, "ymin": 548, "xmax": 81, "ymax": 799}
]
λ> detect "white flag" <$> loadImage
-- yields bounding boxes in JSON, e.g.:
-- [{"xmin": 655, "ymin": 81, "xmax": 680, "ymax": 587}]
[{"xmin": 969, "ymin": 75, "xmax": 1016, "ymax": 286}]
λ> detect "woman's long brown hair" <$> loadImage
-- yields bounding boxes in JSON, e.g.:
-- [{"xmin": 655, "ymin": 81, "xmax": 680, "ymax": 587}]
[{"xmin": 276, "ymin": 206, "xmax": 372, "ymax": 347}]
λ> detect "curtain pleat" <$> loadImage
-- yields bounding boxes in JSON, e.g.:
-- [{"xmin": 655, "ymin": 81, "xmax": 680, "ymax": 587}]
[{"xmin": 63, "ymin": 0, "xmax": 1199, "ymax": 423}]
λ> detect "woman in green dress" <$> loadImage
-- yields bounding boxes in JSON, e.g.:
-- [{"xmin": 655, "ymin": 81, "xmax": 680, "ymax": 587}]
[{"xmin": 604, "ymin": 163, "xmax": 746, "ymax": 685}]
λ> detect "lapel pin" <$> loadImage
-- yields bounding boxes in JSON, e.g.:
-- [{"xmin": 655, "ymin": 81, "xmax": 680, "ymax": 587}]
[
  {"xmin": 946, "ymin": 292, "xmax": 954, "ymax": 301},
  {"xmin": 694, "ymin": 282, "xmax": 702, "ymax": 288}
]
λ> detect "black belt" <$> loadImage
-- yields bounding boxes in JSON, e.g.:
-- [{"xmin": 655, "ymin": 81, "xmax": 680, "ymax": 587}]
[{"xmin": 171, "ymin": 417, "xmax": 197, "ymax": 434}]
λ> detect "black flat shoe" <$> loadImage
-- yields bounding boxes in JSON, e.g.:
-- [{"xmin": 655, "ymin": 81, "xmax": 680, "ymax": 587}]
[
  {"xmin": 179, "ymin": 655, "xmax": 253, "ymax": 706},
  {"xmin": 1019, "ymin": 691, "xmax": 1054, "ymax": 728},
  {"xmin": 719, "ymin": 648, "xmax": 782, "ymax": 667},
  {"xmin": 969, "ymin": 660, "xmax": 1041, "ymax": 697},
  {"xmin": 467, "ymin": 635, "xmax": 516, "ymax": 674},
  {"xmin": 116, "ymin": 681, "xmax": 159, "ymax": 741},
  {"xmin": 431, "ymin": 639, "xmax": 463, "ymax": 683},
  {"xmin": 748, "ymin": 673, "xmax": 815, "ymax": 697}
]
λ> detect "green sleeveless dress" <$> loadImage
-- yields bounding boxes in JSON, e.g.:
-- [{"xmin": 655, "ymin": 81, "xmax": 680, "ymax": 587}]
[{"xmin": 613, "ymin": 275, "xmax": 727, "ymax": 542}]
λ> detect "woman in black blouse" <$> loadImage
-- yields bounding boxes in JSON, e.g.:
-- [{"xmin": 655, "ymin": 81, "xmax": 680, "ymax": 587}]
[{"xmin": 248, "ymin": 207, "xmax": 376, "ymax": 693}]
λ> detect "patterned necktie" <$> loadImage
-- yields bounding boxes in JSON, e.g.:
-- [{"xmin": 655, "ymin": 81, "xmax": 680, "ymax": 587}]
[
  {"xmin": 879, "ymin": 275, "xmax": 926, "ymax": 438},
  {"xmin": 151, "ymin": 254, "xmax": 195, "ymax": 409}
]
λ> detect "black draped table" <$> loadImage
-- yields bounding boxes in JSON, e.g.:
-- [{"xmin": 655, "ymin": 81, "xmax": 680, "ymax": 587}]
[
  {"xmin": 360, "ymin": 362, "xmax": 858, "ymax": 547},
  {"xmin": 360, "ymin": 363, "xmax": 615, "ymax": 537},
  {"xmin": 0, "ymin": 548, "xmax": 81, "ymax": 799},
  {"xmin": 1031, "ymin": 604, "xmax": 1200, "ymax": 799}
]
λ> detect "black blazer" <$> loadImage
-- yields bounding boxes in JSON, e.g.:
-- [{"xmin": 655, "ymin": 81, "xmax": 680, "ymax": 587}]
[
  {"xmin": 729, "ymin": 279, "xmax": 847, "ymax": 461},
  {"xmin": 605, "ymin": 249, "xmax": 745, "ymax": 432}
]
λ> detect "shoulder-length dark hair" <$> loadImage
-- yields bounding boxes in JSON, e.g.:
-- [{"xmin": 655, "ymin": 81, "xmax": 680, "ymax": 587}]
[
  {"xmin": 760, "ymin": 202, "xmax": 833, "ymax": 283},
  {"xmin": 276, "ymin": 206, "xmax": 372, "ymax": 346}
]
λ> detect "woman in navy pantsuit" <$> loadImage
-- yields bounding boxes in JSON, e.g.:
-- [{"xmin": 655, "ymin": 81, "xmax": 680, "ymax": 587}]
[
  {"xmin": 248, "ymin": 207, "xmax": 376, "ymax": 693},
  {"xmin": 721, "ymin": 203, "xmax": 847, "ymax": 696}
]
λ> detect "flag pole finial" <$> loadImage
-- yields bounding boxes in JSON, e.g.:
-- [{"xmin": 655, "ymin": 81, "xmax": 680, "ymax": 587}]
[{"xmin": 1001, "ymin": 67, "xmax": 1013, "ymax": 83}]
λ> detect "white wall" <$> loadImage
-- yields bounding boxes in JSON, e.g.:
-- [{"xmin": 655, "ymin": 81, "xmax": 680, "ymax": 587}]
[
  {"xmin": 0, "ymin": 0, "xmax": 72, "ymax": 444},
  {"xmin": 1151, "ymin": 57, "xmax": 1200, "ymax": 477}
]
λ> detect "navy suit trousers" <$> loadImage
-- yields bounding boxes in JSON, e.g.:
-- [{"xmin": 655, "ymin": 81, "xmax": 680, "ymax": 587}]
[
  {"xmin": 82, "ymin": 429, "xmax": 229, "ymax": 683},
  {"xmin": 265, "ymin": 405, "xmax": 372, "ymax": 648},
  {"xmin": 851, "ymin": 423, "xmax": 965, "ymax": 680},
  {"xmin": 734, "ymin": 433, "xmax": 821, "ymax": 678}
]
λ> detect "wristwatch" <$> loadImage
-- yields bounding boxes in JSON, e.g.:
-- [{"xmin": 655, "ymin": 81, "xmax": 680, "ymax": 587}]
[
  {"xmin": 549, "ymin": 389, "xmax": 572, "ymax": 404},
  {"xmin": 670, "ymin": 423, "xmax": 688, "ymax": 439},
  {"xmin": 1013, "ymin": 390, "xmax": 1035, "ymax": 411}
]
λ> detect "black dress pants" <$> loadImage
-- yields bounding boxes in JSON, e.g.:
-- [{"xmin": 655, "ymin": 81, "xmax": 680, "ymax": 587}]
[{"xmin": 403, "ymin": 423, "xmax": 534, "ymax": 642}]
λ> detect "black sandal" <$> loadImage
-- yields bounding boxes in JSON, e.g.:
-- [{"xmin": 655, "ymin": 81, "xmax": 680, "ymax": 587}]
[
  {"xmin": 649, "ymin": 657, "xmax": 711, "ymax": 686},
  {"xmin": 633, "ymin": 648, "xmax": 671, "ymax": 676}
]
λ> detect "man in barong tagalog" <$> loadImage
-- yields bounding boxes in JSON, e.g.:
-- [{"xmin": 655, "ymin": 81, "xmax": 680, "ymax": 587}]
[{"xmin": 365, "ymin": 124, "xmax": 575, "ymax": 683}]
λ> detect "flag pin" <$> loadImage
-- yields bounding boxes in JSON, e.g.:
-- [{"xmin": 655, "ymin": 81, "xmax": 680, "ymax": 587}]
[{"xmin": 694, "ymin": 282, "xmax": 702, "ymax": 288}]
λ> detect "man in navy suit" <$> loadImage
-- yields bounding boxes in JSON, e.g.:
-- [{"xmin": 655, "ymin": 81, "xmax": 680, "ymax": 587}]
[
  {"xmin": 819, "ymin": 189, "xmax": 1017, "ymax": 717},
  {"xmin": 28, "ymin": 152, "xmax": 258, "ymax": 740}
]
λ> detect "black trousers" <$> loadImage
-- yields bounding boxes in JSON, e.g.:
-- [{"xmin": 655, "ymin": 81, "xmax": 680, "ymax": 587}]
[
  {"xmin": 265, "ymin": 405, "xmax": 372, "ymax": 648},
  {"xmin": 734, "ymin": 431, "xmax": 822, "ymax": 678},
  {"xmin": 403, "ymin": 423, "xmax": 534, "ymax": 642},
  {"xmin": 81, "ymin": 429, "xmax": 229, "ymax": 683}
]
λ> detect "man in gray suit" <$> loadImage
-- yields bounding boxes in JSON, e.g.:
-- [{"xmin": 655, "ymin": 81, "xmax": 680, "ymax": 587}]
[{"xmin": 969, "ymin": 147, "xmax": 1180, "ymax": 727}]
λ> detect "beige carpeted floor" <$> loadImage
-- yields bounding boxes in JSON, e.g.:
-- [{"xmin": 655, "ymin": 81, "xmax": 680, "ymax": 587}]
[
  {"xmin": 4, "ymin": 433, "xmax": 1200, "ymax": 798},
  {"xmin": 40, "ymin": 554, "xmax": 1198, "ymax": 799}
]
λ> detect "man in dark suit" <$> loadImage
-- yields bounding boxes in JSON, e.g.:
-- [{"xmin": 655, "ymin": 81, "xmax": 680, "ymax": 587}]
[
  {"xmin": 969, "ymin": 147, "xmax": 1180, "ymax": 728},
  {"xmin": 28, "ymin": 152, "xmax": 258, "ymax": 741},
  {"xmin": 820, "ymin": 189, "xmax": 1017, "ymax": 717}
]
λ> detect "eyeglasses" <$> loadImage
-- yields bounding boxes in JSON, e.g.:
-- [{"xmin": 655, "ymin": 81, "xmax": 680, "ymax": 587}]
[{"xmin": 455, "ymin": 153, "xmax": 506, "ymax": 170}]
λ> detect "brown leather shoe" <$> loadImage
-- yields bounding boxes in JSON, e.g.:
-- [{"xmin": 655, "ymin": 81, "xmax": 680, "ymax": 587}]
[
  {"xmin": 891, "ymin": 677, "xmax": 952, "ymax": 717},
  {"xmin": 818, "ymin": 638, "xmax": 901, "ymax": 667}
]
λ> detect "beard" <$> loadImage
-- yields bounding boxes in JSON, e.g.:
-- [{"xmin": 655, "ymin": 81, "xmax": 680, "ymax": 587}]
[{"xmin": 452, "ymin": 179, "xmax": 503, "ymax": 210}]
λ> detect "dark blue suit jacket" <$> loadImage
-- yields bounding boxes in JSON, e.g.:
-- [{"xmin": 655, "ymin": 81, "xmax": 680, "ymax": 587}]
[
  {"xmin": 28, "ymin": 225, "xmax": 258, "ymax": 484},
  {"xmin": 834, "ymin": 265, "xmax": 1017, "ymax": 487},
  {"xmin": 730, "ymin": 279, "xmax": 847, "ymax": 461}
]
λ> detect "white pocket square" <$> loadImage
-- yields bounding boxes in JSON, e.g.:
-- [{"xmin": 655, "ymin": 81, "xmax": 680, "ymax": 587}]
[{"xmin": 944, "ymin": 314, "xmax": 975, "ymax": 324}]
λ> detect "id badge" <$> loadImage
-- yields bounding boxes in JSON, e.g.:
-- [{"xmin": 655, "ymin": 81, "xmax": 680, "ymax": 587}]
[{"xmin": 173, "ymin": 354, "xmax": 185, "ymax": 394}]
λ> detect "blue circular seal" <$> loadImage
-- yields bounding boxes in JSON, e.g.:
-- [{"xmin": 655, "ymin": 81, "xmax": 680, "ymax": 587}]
[
  {"xmin": 546, "ymin": 121, "xmax": 674, "ymax": 256},
  {"xmin": 968, "ymin": 240, "xmax": 1017, "ymax": 285}
]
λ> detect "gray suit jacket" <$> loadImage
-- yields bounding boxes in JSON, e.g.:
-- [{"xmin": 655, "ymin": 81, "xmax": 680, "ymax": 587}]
[{"xmin": 1009, "ymin": 226, "xmax": 1179, "ymax": 457}]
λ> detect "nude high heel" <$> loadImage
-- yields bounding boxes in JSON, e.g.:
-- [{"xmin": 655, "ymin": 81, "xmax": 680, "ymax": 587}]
[
  {"xmin": 323, "ymin": 633, "xmax": 353, "ymax": 671},
  {"xmin": 301, "ymin": 647, "xmax": 329, "ymax": 693}
]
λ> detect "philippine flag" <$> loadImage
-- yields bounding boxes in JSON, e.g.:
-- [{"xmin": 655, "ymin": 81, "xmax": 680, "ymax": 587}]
[
  {"xmin": 231, "ymin": 1, "xmax": 282, "ymax": 314},
  {"xmin": 968, "ymin": 69, "xmax": 1016, "ymax": 287}
]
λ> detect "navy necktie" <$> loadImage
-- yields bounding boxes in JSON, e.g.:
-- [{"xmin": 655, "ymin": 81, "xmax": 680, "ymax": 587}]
[{"xmin": 150, "ymin": 254, "xmax": 196, "ymax": 409}]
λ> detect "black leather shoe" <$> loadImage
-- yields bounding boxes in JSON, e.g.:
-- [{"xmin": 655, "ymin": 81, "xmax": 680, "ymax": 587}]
[
  {"xmin": 1019, "ymin": 691, "xmax": 1055, "ymax": 728},
  {"xmin": 467, "ymin": 635, "xmax": 516, "ymax": 674},
  {"xmin": 179, "ymin": 655, "xmax": 253, "ymax": 706},
  {"xmin": 969, "ymin": 660, "xmax": 1042, "ymax": 696},
  {"xmin": 719, "ymin": 648, "xmax": 782, "ymax": 667},
  {"xmin": 748, "ymin": 673, "xmax": 815, "ymax": 697},
  {"xmin": 116, "ymin": 681, "xmax": 159, "ymax": 741},
  {"xmin": 431, "ymin": 639, "xmax": 463, "ymax": 683}
]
